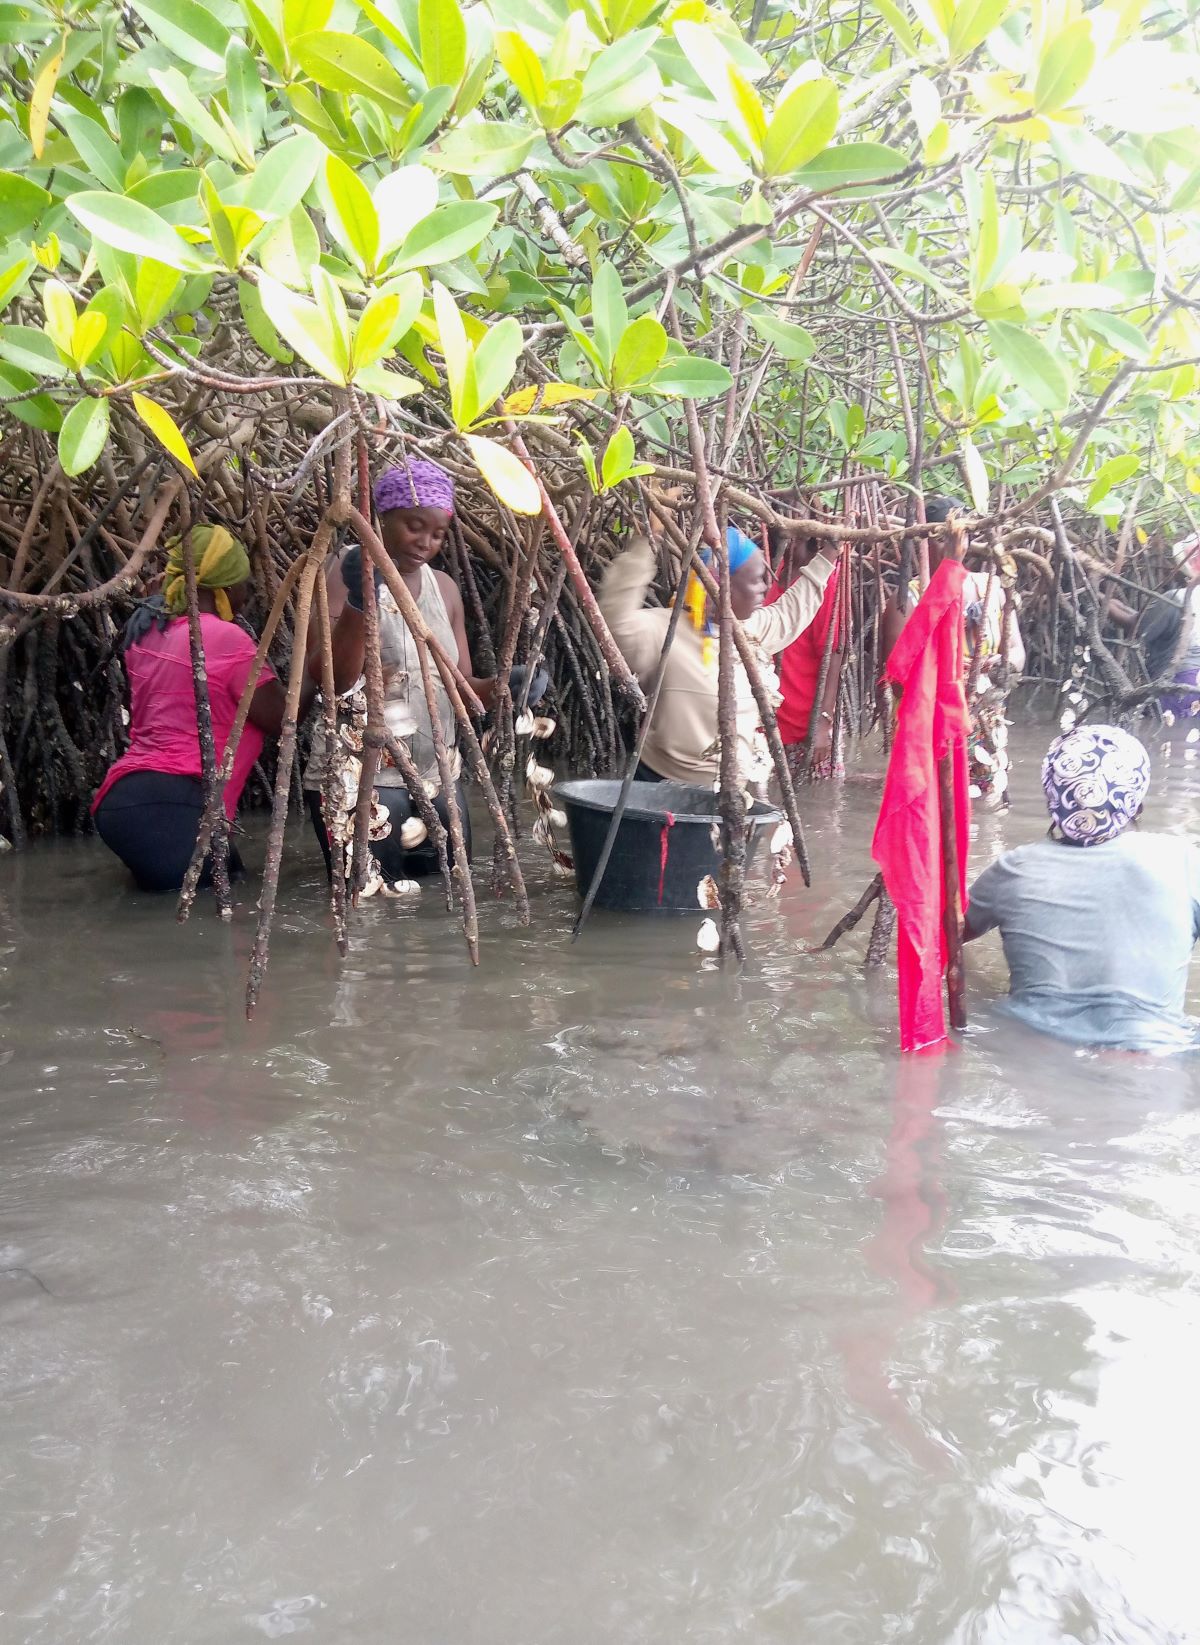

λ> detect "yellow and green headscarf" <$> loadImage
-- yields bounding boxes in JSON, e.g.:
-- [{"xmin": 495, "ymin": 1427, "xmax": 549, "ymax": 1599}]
[{"xmin": 162, "ymin": 525, "xmax": 250, "ymax": 621}]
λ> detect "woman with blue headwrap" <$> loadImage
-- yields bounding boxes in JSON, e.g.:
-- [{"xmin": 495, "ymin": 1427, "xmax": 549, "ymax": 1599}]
[
  {"xmin": 965, "ymin": 724, "xmax": 1200, "ymax": 1051},
  {"xmin": 598, "ymin": 514, "xmax": 836, "ymax": 790}
]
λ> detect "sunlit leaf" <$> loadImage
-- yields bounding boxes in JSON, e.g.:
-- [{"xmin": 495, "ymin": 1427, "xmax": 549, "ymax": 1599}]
[
  {"xmin": 389, "ymin": 202, "xmax": 499, "ymax": 272},
  {"xmin": 132, "ymin": 392, "xmax": 197, "ymax": 474},
  {"xmin": 258, "ymin": 272, "xmax": 348, "ymax": 383},
  {"xmin": 293, "ymin": 31, "xmax": 412, "ymax": 115},
  {"xmin": 66, "ymin": 193, "xmax": 212, "ymax": 273},
  {"xmin": 502, "ymin": 382, "xmax": 600, "ymax": 415},
  {"xmin": 1034, "ymin": 20, "xmax": 1095, "ymax": 115},
  {"xmin": 374, "ymin": 166, "xmax": 440, "ymax": 256},
  {"xmin": 418, "ymin": 0, "xmax": 467, "ymax": 90},
  {"xmin": 463, "ymin": 434, "xmax": 542, "ymax": 514},
  {"xmin": 29, "ymin": 33, "xmax": 65, "ymax": 160},
  {"xmin": 322, "ymin": 154, "xmax": 380, "ymax": 274},
  {"xmin": 762, "ymin": 79, "xmax": 838, "ymax": 177},
  {"xmin": 961, "ymin": 436, "xmax": 989, "ymax": 513},
  {"xmin": 577, "ymin": 30, "xmax": 662, "ymax": 125},
  {"xmin": 128, "ymin": 0, "xmax": 229, "ymax": 72}
]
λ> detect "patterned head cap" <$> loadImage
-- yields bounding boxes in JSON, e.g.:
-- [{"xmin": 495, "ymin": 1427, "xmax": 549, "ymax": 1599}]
[
  {"xmin": 1041, "ymin": 724, "xmax": 1150, "ymax": 846},
  {"xmin": 373, "ymin": 460, "xmax": 455, "ymax": 516}
]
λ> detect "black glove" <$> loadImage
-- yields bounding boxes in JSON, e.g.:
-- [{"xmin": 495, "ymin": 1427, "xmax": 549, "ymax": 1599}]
[
  {"xmin": 340, "ymin": 545, "xmax": 381, "ymax": 612},
  {"xmin": 509, "ymin": 662, "xmax": 550, "ymax": 707}
]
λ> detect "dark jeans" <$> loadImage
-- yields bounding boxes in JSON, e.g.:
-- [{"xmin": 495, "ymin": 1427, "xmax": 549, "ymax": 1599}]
[
  {"xmin": 634, "ymin": 760, "xmax": 667, "ymax": 783},
  {"xmin": 306, "ymin": 782, "xmax": 472, "ymax": 881},
  {"xmin": 94, "ymin": 771, "xmax": 243, "ymax": 893}
]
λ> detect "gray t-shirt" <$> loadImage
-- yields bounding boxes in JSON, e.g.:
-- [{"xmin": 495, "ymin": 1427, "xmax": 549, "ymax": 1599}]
[{"xmin": 965, "ymin": 833, "xmax": 1200, "ymax": 1051}]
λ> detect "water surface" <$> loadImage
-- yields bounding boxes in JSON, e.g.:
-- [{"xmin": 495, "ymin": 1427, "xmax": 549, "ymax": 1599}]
[{"xmin": 2, "ymin": 730, "xmax": 1199, "ymax": 1643}]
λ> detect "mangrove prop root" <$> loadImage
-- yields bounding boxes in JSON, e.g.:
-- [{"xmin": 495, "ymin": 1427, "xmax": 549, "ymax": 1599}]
[{"xmin": 245, "ymin": 555, "xmax": 320, "ymax": 1018}]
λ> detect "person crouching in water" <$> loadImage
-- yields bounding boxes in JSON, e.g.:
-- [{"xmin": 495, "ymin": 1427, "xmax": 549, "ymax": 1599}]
[
  {"xmin": 598, "ymin": 513, "xmax": 836, "ymax": 792},
  {"xmin": 310, "ymin": 459, "xmax": 544, "ymax": 884},
  {"xmin": 965, "ymin": 724, "xmax": 1200, "ymax": 1052},
  {"xmin": 93, "ymin": 526, "xmax": 311, "ymax": 891}
]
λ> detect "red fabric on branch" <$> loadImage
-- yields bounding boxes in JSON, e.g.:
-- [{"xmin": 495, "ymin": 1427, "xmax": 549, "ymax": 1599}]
[
  {"xmin": 769, "ymin": 566, "xmax": 842, "ymax": 745},
  {"xmin": 871, "ymin": 561, "xmax": 971, "ymax": 1053}
]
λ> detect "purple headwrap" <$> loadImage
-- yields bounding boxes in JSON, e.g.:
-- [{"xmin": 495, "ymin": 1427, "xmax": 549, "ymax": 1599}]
[{"xmin": 373, "ymin": 460, "xmax": 455, "ymax": 517}]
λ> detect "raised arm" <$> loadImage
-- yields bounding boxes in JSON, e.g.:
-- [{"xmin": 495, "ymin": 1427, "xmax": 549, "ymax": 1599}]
[
  {"xmin": 744, "ymin": 549, "xmax": 836, "ymax": 654},
  {"xmin": 597, "ymin": 535, "xmax": 669, "ymax": 680}
]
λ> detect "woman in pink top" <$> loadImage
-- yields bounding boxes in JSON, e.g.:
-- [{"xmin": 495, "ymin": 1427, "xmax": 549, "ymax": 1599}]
[{"xmin": 93, "ymin": 525, "xmax": 311, "ymax": 891}]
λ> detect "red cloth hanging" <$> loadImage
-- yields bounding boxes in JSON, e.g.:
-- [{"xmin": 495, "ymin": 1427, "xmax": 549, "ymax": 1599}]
[
  {"xmin": 773, "ymin": 567, "xmax": 842, "ymax": 746},
  {"xmin": 871, "ymin": 560, "xmax": 971, "ymax": 1053}
]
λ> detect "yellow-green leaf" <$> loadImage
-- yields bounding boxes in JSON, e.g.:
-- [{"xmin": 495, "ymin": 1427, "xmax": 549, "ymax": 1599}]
[
  {"xmin": 352, "ymin": 292, "xmax": 401, "ymax": 372},
  {"xmin": 463, "ymin": 434, "xmax": 541, "ymax": 515},
  {"xmin": 41, "ymin": 278, "xmax": 76, "ymax": 356},
  {"xmin": 433, "ymin": 279, "xmax": 473, "ymax": 429},
  {"xmin": 132, "ymin": 392, "xmax": 197, "ymax": 475},
  {"xmin": 495, "ymin": 30, "xmax": 547, "ymax": 114},
  {"xmin": 502, "ymin": 383, "xmax": 599, "ymax": 415},
  {"xmin": 762, "ymin": 79, "xmax": 839, "ymax": 177},
  {"xmin": 30, "ymin": 35, "xmax": 66, "ymax": 161},
  {"xmin": 1034, "ymin": 20, "xmax": 1095, "ymax": 115},
  {"xmin": 419, "ymin": 0, "xmax": 467, "ymax": 90},
  {"xmin": 323, "ymin": 154, "xmax": 380, "ymax": 275},
  {"xmin": 71, "ymin": 311, "xmax": 109, "ymax": 369}
]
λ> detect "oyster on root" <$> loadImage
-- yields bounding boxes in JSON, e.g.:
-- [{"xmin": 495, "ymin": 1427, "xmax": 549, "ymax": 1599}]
[
  {"xmin": 368, "ymin": 802, "xmax": 393, "ymax": 841},
  {"xmin": 515, "ymin": 710, "xmax": 535, "ymax": 736},
  {"xmin": 696, "ymin": 874, "xmax": 721, "ymax": 910},
  {"xmin": 399, "ymin": 816, "xmax": 428, "ymax": 849},
  {"xmin": 531, "ymin": 716, "xmax": 556, "ymax": 740},
  {"xmin": 380, "ymin": 878, "xmax": 421, "ymax": 898},
  {"xmin": 547, "ymin": 807, "xmax": 567, "ymax": 829},
  {"xmin": 769, "ymin": 821, "xmax": 793, "ymax": 854},
  {"xmin": 525, "ymin": 755, "xmax": 554, "ymax": 789},
  {"xmin": 696, "ymin": 918, "xmax": 721, "ymax": 953},
  {"xmin": 358, "ymin": 860, "xmax": 385, "ymax": 898}
]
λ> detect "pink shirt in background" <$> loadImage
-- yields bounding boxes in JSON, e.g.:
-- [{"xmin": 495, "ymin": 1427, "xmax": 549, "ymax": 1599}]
[{"xmin": 93, "ymin": 613, "xmax": 273, "ymax": 818}]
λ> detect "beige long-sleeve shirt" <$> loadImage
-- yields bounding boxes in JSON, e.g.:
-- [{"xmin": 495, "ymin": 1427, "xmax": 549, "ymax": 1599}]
[{"xmin": 598, "ymin": 536, "xmax": 835, "ymax": 788}]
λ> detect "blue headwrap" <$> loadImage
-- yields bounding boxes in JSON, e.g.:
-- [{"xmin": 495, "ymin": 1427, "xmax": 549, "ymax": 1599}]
[
  {"xmin": 699, "ymin": 526, "xmax": 758, "ymax": 575},
  {"xmin": 685, "ymin": 527, "xmax": 761, "ymax": 666}
]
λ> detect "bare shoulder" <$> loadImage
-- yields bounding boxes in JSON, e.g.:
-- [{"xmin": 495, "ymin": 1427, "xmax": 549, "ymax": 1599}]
[{"xmin": 433, "ymin": 567, "xmax": 462, "ymax": 611}]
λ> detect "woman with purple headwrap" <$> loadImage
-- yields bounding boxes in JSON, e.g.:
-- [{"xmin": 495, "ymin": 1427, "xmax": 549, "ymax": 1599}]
[
  {"xmin": 306, "ymin": 458, "xmax": 544, "ymax": 884},
  {"xmin": 964, "ymin": 724, "xmax": 1200, "ymax": 1050}
]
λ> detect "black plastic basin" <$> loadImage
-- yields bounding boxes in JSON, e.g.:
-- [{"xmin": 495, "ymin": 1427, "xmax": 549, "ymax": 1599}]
[{"xmin": 555, "ymin": 779, "xmax": 783, "ymax": 914}]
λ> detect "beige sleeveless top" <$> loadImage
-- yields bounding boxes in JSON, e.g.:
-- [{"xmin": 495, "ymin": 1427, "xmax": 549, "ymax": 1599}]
[{"xmin": 376, "ymin": 566, "xmax": 457, "ymax": 786}]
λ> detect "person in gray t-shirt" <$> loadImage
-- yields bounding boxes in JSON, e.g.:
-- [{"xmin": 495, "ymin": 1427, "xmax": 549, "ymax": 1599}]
[{"xmin": 965, "ymin": 724, "xmax": 1200, "ymax": 1052}]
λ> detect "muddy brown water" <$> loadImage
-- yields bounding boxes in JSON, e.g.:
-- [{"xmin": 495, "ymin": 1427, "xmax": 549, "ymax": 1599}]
[{"xmin": 2, "ymin": 729, "xmax": 1200, "ymax": 1644}]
